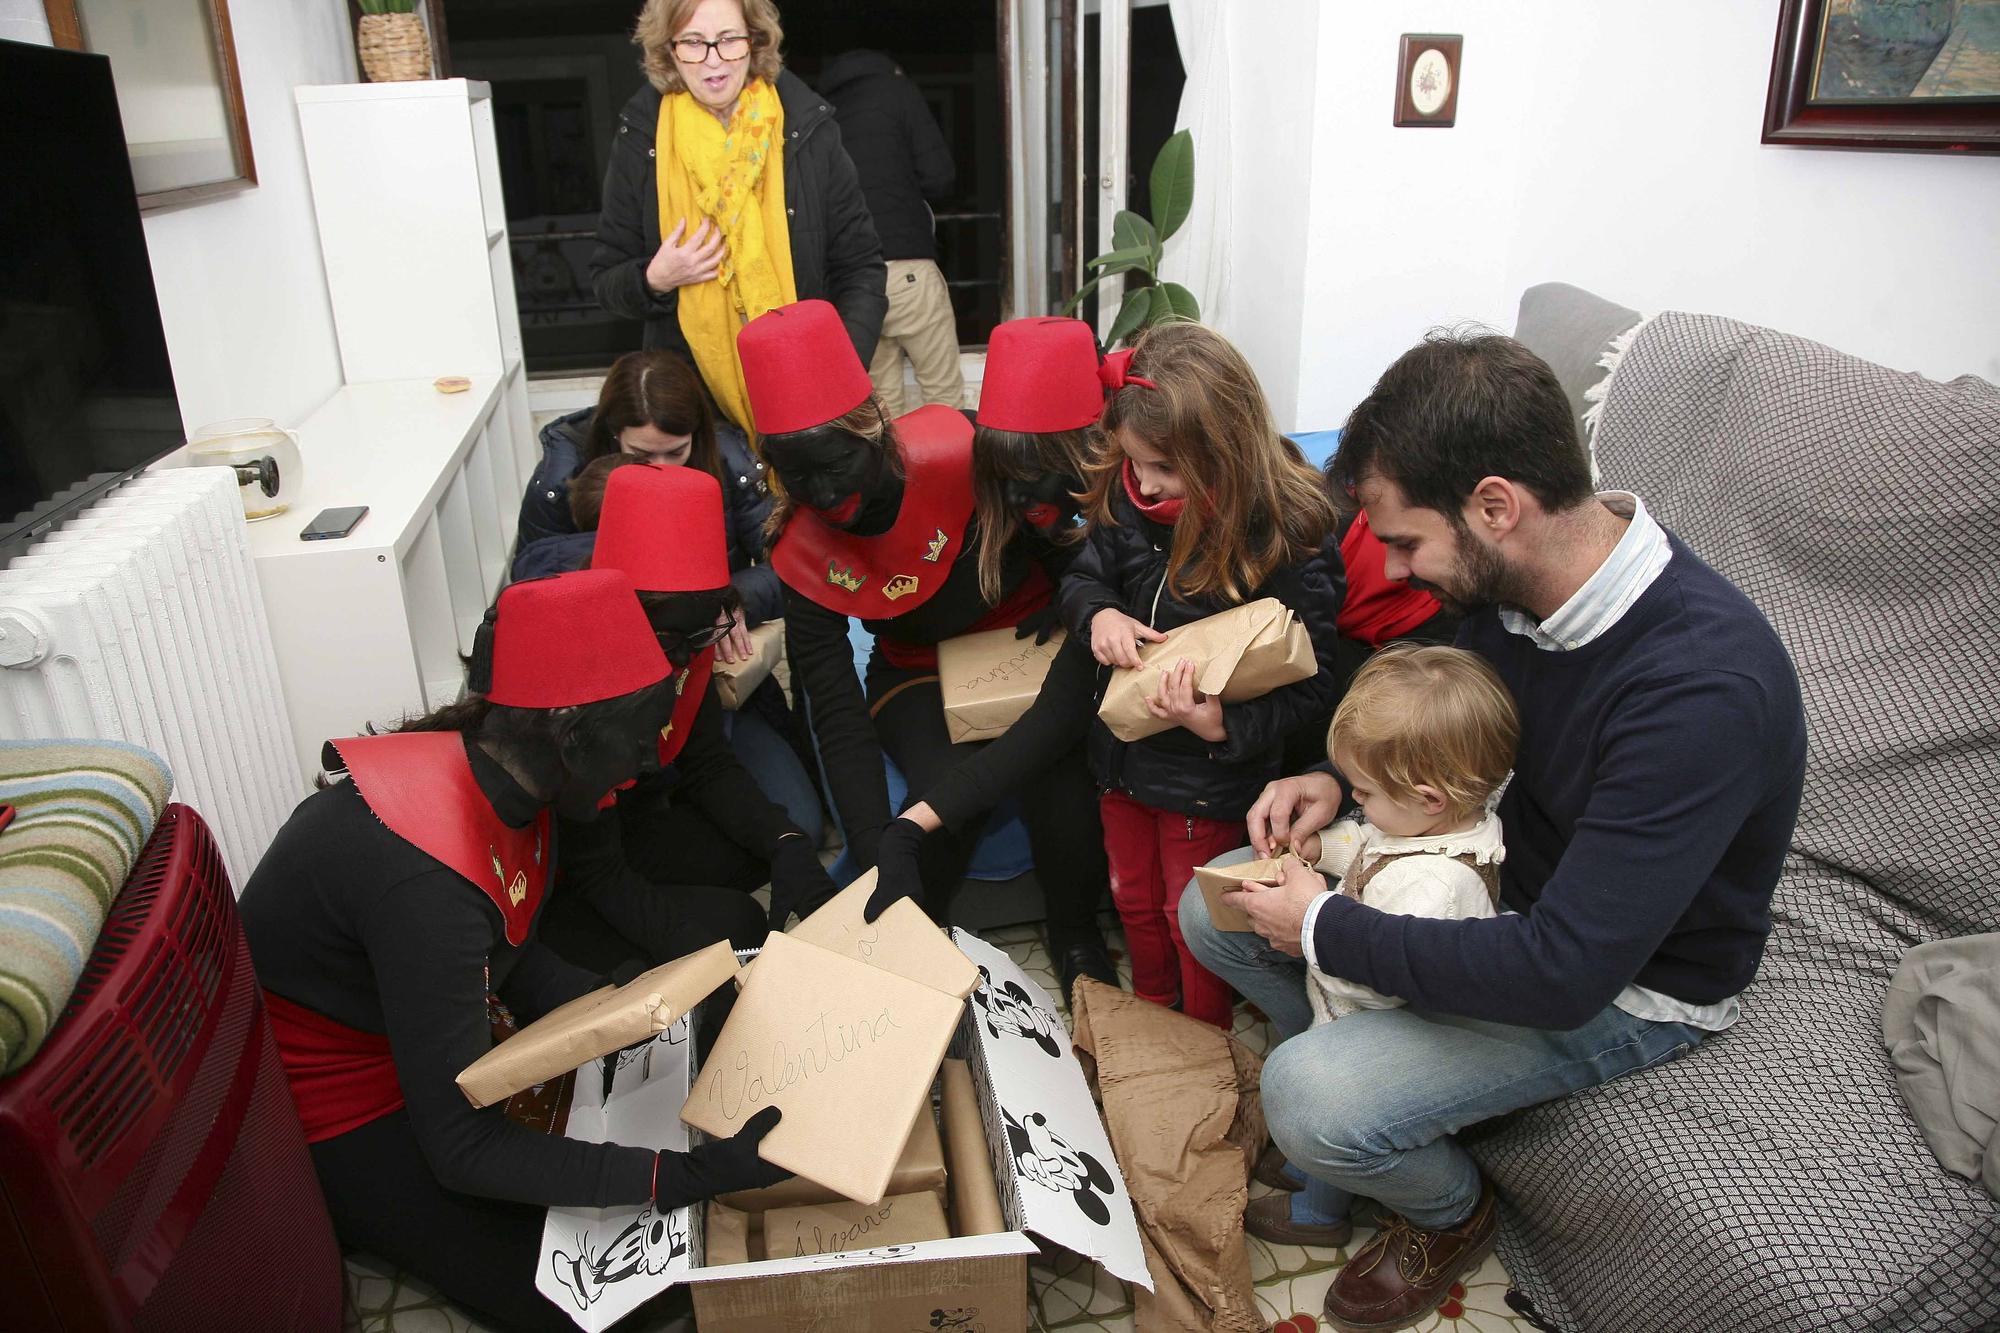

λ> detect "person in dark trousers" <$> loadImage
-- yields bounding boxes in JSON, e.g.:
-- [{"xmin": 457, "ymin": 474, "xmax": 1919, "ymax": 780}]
[
  {"xmin": 590, "ymin": 0, "xmax": 886, "ymax": 434},
  {"xmin": 241, "ymin": 569, "xmax": 790, "ymax": 1333},
  {"xmin": 1187, "ymin": 332, "xmax": 1808, "ymax": 1332},
  {"xmin": 513, "ymin": 349, "xmax": 825, "ymax": 852},
  {"xmin": 818, "ymin": 49, "xmax": 965, "ymax": 416},
  {"xmin": 733, "ymin": 299, "xmax": 1113, "ymax": 984}
]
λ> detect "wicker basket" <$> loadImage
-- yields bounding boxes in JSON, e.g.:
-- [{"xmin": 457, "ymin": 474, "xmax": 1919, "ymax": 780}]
[{"xmin": 357, "ymin": 12, "xmax": 431, "ymax": 83}]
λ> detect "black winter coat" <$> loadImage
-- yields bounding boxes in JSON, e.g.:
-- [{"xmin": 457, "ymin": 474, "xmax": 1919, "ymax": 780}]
[
  {"xmin": 590, "ymin": 71, "xmax": 888, "ymax": 364},
  {"xmin": 816, "ymin": 50, "xmax": 955, "ymax": 263},
  {"xmin": 1056, "ymin": 488, "xmax": 1348, "ymax": 820},
  {"xmin": 510, "ymin": 407, "xmax": 782, "ymax": 626}
]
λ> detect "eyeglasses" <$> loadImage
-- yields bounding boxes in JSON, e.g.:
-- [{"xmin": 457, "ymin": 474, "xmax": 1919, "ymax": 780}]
[
  {"xmin": 670, "ymin": 610, "xmax": 737, "ymax": 654},
  {"xmin": 671, "ymin": 33, "xmax": 752, "ymax": 63}
]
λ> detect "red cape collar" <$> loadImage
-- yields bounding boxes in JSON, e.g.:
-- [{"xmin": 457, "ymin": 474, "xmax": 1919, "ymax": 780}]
[
  {"xmin": 770, "ymin": 404, "xmax": 975, "ymax": 618},
  {"xmin": 331, "ymin": 732, "xmax": 550, "ymax": 946},
  {"xmin": 655, "ymin": 648, "xmax": 714, "ymax": 769}
]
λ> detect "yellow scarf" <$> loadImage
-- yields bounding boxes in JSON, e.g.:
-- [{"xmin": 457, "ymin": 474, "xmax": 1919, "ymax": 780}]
[{"xmin": 656, "ymin": 77, "xmax": 796, "ymax": 433}]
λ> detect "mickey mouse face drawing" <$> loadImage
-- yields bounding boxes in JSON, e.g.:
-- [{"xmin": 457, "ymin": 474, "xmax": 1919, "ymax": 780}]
[
  {"xmin": 551, "ymin": 1206, "xmax": 687, "ymax": 1310},
  {"xmin": 1003, "ymin": 1107, "xmax": 1115, "ymax": 1226},
  {"xmin": 972, "ymin": 966, "xmax": 1063, "ymax": 1058}
]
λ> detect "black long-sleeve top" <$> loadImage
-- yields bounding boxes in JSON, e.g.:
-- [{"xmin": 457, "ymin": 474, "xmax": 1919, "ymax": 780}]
[
  {"xmin": 782, "ymin": 515, "xmax": 1055, "ymax": 870},
  {"xmin": 239, "ymin": 737, "xmax": 657, "ymax": 1210},
  {"xmin": 601, "ymin": 680, "xmax": 798, "ymax": 865}
]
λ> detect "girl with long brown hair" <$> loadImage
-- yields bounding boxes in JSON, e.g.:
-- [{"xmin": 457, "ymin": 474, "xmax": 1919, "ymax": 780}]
[{"xmin": 883, "ymin": 321, "xmax": 1346, "ymax": 1023}]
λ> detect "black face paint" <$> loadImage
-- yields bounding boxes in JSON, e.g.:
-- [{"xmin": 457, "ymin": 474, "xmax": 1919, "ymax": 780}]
[
  {"xmin": 641, "ymin": 590, "xmax": 728, "ymax": 670},
  {"xmin": 549, "ymin": 680, "xmax": 675, "ymax": 820},
  {"xmin": 1005, "ymin": 471, "xmax": 1084, "ymax": 532},
  {"xmin": 764, "ymin": 425, "xmax": 891, "ymax": 531}
]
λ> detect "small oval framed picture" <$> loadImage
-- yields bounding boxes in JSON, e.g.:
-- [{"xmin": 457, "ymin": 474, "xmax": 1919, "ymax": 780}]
[{"xmin": 1395, "ymin": 33, "xmax": 1463, "ymax": 128}]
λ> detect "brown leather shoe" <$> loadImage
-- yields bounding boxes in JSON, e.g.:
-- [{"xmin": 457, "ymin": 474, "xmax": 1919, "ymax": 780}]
[
  {"xmin": 1244, "ymin": 1192, "xmax": 1352, "ymax": 1249},
  {"xmin": 1253, "ymin": 1140, "xmax": 1296, "ymax": 1191},
  {"xmin": 1322, "ymin": 1185, "xmax": 1497, "ymax": 1332}
]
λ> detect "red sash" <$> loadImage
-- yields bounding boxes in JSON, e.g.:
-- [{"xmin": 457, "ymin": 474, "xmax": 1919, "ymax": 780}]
[
  {"xmin": 330, "ymin": 732, "xmax": 550, "ymax": 946},
  {"xmin": 263, "ymin": 991, "xmax": 404, "ymax": 1143},
  {"xmin": 770, "ymin": 404, "xmax": 975, "ymax": 618},
  {"xmin": 655, "ymin": 649, "xmax": 715, "ymax": 768}
]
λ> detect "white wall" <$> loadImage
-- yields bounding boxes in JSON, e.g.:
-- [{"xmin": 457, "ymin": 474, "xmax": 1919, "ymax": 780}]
[
  {"xmin": 1291, "ymin": 2, "xmax": 2000, "ymax": 431},
  {"xmin": 9, "ymin": 0, "xmax": 356, "ymax": 435}
]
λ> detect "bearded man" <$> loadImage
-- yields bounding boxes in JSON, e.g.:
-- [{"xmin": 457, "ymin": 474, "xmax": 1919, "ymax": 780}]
[{"xmin": 1178, "ymin": 331, "xmax": 1808, "ymax": 1333}]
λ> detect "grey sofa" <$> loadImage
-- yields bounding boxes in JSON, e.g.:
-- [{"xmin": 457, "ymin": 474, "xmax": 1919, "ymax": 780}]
[{"xmin": 1464, "ymin": 284, "xmax": 2000, "ymax": 1331}]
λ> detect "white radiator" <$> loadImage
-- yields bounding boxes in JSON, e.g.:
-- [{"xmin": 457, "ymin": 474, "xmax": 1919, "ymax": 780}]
[{"xmin": 0, "ymin": 468, "xmax": 305, "ymax": 891}]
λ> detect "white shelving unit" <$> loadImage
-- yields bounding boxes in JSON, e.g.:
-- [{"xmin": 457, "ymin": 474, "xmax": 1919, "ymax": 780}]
[{"xmin": 250, "ymin": 81, "xmax": 536, "ymax": 781}]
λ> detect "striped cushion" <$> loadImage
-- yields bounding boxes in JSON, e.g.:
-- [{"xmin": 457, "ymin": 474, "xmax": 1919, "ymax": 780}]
[{"xmin": 0, "ymin": 739, "xmax": 172, "ymax": 1074}]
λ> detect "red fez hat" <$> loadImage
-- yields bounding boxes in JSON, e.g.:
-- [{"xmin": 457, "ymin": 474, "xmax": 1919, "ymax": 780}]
[
  {"xmin": 977, "ymin": 317, "xmax": 1106, "ymax": 433},
  {"xmin": 481, "ymin": 569, "xmax": 668, "ymax": 708},
  {"xmin": 737, "ymin": 299, "xmax": 873, "ymax": 436},
  {"xmin": 590, "ymin": 464, "xmax": 731, "ymax": 592}
]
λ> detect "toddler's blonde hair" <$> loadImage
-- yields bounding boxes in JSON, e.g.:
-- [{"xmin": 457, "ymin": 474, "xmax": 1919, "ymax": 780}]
[{"xmin": 1329, "ymin": 644, "xmax": 1518, "ymax": 821}]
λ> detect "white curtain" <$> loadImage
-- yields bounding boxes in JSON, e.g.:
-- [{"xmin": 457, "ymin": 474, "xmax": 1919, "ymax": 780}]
[{"xmin": 1156, "ymin": 0, "xmax": 1232, "ymax": 329}]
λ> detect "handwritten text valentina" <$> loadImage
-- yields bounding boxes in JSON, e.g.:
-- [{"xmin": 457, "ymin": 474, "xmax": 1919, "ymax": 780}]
[{"xmin": 700, "ymin": 1007, "xmax": 904, "ymax": 1121}]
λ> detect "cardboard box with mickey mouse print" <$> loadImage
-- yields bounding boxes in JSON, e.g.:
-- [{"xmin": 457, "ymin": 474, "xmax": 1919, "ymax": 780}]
[{"xmin": 534, "ymin": 931, "xmax": 1150, "ymax": 1331}]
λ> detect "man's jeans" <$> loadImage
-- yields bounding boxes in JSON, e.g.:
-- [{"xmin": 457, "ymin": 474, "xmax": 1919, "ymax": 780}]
[{"xmin": 1179, "ymin": 856, "xmax": 1706, "ymax": 1230}]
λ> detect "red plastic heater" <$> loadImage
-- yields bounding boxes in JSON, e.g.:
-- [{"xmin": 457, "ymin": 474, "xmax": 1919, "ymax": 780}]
[{"xmin": 0, "ymin": 805, "xmax": 341, "ymax": 1331}]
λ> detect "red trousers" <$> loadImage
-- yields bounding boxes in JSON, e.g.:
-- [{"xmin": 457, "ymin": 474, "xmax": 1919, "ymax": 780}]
[{"xmin": 1098, "ymin": 790, "xmax": 1241, "ymax": 1027}]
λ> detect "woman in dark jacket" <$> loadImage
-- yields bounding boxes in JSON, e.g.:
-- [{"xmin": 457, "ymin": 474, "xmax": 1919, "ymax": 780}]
[
  {"xmin": 240, "ymin": 569, "xmax": 787, "ymax": 1333},
  {"xmin": 590, "ymin": 0, "xmax": 886, "ymax": 431},
  {"xmin": 512, "ymin": 350, "xmax": 823, "ymax": 854}
]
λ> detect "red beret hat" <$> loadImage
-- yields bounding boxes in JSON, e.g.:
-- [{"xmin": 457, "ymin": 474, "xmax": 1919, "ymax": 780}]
[
  {"xmin": 737, "ymin": 299, "xmax": 874, "ymax": 437},
  {"xmin": 483, "ymin": 569, "xmax": 668, "ymax": 708},
  {"xmin": 590, "ymin": 464, "xmax": 731, "ymax": 593},
  {"xmin": 976, "ymin": 317, "xmax": 1105, "ymax": 433}
]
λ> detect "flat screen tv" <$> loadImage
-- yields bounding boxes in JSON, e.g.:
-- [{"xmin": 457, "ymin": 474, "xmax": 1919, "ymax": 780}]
[{"xmin": 0, "ymin": 39, "xmax": 185, "ymax": 559}]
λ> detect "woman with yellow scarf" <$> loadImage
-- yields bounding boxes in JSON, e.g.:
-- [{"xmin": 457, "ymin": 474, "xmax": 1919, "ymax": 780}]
[{"xmin": 592, "ymin": 0, "xmax": 887, "ymax": 434}]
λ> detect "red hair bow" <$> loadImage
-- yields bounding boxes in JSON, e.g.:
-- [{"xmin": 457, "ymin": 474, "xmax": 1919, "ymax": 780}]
[{"xmin": 1098, "ymin": 348, "xmax": 1157, "ymax": 391}]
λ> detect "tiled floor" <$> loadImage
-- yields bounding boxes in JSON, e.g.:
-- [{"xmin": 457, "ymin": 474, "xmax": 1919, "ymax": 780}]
[{"xmin": 344, "ymin": 920, "xmax": 1535, "ymax": 1333}]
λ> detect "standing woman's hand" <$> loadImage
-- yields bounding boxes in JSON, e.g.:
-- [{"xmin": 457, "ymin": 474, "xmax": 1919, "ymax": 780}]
[{"xmin": 646, "ymin": 218, "xmax": 725, "ymax": 293}]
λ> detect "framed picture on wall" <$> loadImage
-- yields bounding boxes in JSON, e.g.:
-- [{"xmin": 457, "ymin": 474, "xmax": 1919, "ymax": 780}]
[
  {"xmin": 42, "ymin": 0, "xmax": 259, "ymax": 209},
  {"xmin": 1394, "ymin": 34, "xmax": 1462, "ymax": 128},
  {"xmin": 1765, "ymin": 0, "xmax": 2000, "ymax": 152}
]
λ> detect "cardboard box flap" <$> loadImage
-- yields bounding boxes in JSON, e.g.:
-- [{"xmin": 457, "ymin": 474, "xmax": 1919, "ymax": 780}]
[
  {"xmin": 536, "ymin": 1021, "xmax": 700, "ymax": 1331},
  {"xmin": 676, "ymin": 1230, "xmax": 1036, "ymax": 1285},
  {"xmin": 783, "ymin": 870, "xmax": 980, "ymax": 999},
  {"xmin": 681, "ymin": 932, "xmax": 964, "ymax": 1206},
  {"xmin": 460, "ymin": 940, "xmax": 739, "ymax": 1109},
  {"xmin": 953, "ymin": 931, "xmax": 1152, "ymax": 1290}
]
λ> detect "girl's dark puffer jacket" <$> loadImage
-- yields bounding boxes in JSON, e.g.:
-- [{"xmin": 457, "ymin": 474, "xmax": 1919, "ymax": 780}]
[{"xmin": 1056, "ymin": 485, "xmax": 1348, "ymax": 821}]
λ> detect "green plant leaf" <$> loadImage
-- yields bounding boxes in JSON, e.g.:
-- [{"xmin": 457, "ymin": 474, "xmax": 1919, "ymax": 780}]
[
  {"xmin": 1160, "ymin": 281, "xmax": 1201, "ymax": 322},
  {"xmin": 1145, "ymin": 286, "xmax": 1176, "ymax": 327},
  {"xmin": 1111, "ymin": 210, "xmax": 1157, "ymax": 263},
  {"xmin": 1061, "ymin": 275, "xmax": 1106, "ymax": 316},
  {"xmin": 1083, "ymin": 246, "xmax": 1154, "ymax": 275},
  {"xmin": 1107, "ymin": 287, "xmax": 1151, "ymax": 346},
  {"xmin": 1150, "ymin": 130, "xmax": 1194, "ymax": 244}
]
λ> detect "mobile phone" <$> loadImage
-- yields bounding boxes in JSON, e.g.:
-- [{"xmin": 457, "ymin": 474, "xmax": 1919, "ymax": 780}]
[{"xmin": 299, "ymin": 505, "xmax": 369, "ymax": 541}]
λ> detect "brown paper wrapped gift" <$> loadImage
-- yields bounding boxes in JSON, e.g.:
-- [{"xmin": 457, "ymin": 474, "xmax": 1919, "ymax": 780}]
[
  {"xmin": 681, "ymin": 931, "xmax": 964, "ymax": 1205},
  {"xmin": 1096, "ymin": 597, "xmax": 1316, "ymax": 742},
  {"xmin": 713, "ymin": 619, "xmax": 784, "ymax": 710},
  {"xmin": 763, "ymin": 1190, "xmax": 951, "ymax": 1260},
  {"xmin": 718, "ymin": 1099, "xmax": 946, "ymax": 1213},
  {"xmin": 935, "ymin": 625, "xmax": 1067, "ymax": 743},
  {"xmin": 705, "ymin": 1201, "xmax": 756, "ymax": 1265},
  {"xmin": 779, "ymin": 869, "xmax": 979, "ymax": 999},
  {"xmin": 939, "ymin": 1057, "xmax": 1005, "ymax": 1237},
  {"xmin": 456, "ymin": 940, "xmax": 739, "ymax": 1109},
  {"xmin": 1190, "ymin": 855, "xmax": 1291, "ymax": 934}
]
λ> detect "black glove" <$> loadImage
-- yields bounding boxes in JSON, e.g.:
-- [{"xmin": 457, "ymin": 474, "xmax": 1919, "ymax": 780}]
[
  {"xmin": 653, "ymin": 1106, "xmax": 791, "ymax": 1210},
  {"xmin": 767, "ymin": 832, "xmax": 837, "ymax": 930},
  {"xmin": 1012, "ymin": 602, "xmax": 1061, "ymax": 645},
  {"xmin": 864, "ymin": 817, "xmax": 928, "ymax": 923}
]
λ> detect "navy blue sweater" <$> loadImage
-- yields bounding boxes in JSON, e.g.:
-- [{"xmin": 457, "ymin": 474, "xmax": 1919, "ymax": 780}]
[{"xmin": 1311, "ymin": 537, "xmax": 1806, "ymax": 1030}]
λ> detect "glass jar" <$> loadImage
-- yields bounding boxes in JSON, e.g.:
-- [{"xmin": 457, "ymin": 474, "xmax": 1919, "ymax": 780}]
[{"xmin": 185, "ymin": 418, "xmax": 303, "ymax": 522}]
